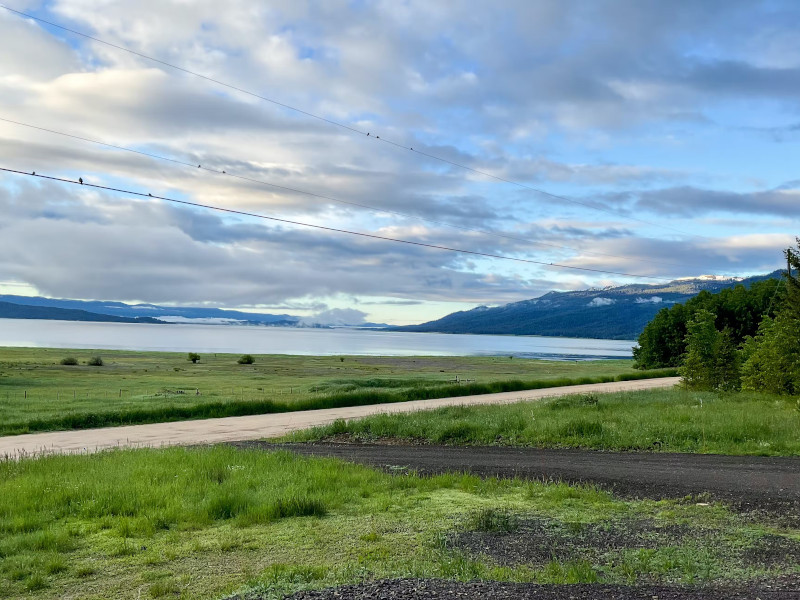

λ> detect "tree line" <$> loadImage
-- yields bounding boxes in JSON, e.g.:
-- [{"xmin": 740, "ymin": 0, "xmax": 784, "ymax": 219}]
[{"xmin": 634, "ymin": 239, "xmax": 800, "ymax": 394}]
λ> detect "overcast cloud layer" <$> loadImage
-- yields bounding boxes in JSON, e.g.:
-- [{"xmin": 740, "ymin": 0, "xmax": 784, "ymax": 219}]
[{"xmin": 0, "ymin": 0, "xmax": 798, "ymax": 324}]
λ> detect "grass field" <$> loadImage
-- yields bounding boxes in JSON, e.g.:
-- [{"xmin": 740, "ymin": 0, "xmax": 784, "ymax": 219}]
[
  {"xmin": 0, "ymin": 347, "xmax": 670, "ymax": 436},
  {"xmin": 288, "ymin": 388, "xmax": 800, "ymax": 456},
  {"xmin": 1, "ymin": 445, "xmax": 797, "ymax": 599}
]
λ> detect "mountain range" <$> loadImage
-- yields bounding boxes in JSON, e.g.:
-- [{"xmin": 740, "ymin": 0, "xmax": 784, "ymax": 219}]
[
  {"xmin": 0, "ymin": 301, "xmax": 163, "ymax": 324},
  {"xmin": 392, "ymin": 271, "xmax": 781, "ymax": 340},
  {"xmin": 0, "ymin": 296, "xmax": 386, "ymax": 328},
  {"xmin": 0, "ymin": 270, "xmax": 781, "ymax": 338}
]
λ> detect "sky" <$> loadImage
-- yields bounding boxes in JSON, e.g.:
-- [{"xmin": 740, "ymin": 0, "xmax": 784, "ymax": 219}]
[{"xmin": 0, "ymin": 0, "xmax": 798, "ymax": 325}]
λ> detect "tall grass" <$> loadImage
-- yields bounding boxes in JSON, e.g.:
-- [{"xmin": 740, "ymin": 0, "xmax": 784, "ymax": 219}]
[
  {"xmin": 3, "ymin": 368, "xmax": 677, "ymax": 436},
  {"xmin": 289, "ymin": 388, "xmax": 800, "ymax": 456}
]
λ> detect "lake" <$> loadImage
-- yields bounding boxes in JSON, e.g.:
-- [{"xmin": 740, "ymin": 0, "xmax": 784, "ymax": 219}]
[{"xmin": 0, "ymin": 319, "xmax": 635, "ymax": 360}]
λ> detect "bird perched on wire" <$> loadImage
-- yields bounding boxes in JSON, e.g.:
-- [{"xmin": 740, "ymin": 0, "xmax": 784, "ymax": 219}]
[
  {"xmin": 31, "ymin": 171, "xmax": 35, "ymax": 175},
  {"xmin": 79, "ymin": 177, "xmax": 83, "ymax": 184}
]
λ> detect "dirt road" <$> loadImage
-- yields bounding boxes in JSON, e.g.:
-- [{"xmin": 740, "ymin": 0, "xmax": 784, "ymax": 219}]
[{"xmin": 0, "ymin": 376, "xmax": 678, "ymax": 458}]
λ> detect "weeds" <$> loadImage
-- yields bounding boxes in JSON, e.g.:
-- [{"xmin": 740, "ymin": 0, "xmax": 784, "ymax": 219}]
[{"xmin": 289, "ymin": 388, "xmax": 800, "ymax": 455}]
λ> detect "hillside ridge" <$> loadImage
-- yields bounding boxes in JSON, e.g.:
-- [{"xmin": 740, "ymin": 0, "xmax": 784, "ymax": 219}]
[{"xmin": 393, "ymin": 271, "xmax": 782, "ymax": 340}]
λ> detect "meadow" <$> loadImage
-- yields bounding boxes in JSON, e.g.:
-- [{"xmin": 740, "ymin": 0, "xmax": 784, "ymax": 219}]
[
  {"xmin": 0, "ymin": 347, "xmax": 672, "ymax": 435},
  {"xmin": 288, "ymin": 388, "xmax": 800, "ymax": 456},
  {"xmin": 1, "ymin": 445, "xmax": 797, "ymax": 599}
]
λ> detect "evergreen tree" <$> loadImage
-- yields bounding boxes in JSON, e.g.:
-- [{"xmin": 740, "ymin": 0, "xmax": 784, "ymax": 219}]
[
  {"xmin": 634, "ymin": 278, "xmax": 784, "ymax": 369},
  {"xmin": 740, "ymin": 239, "xmax": 800, "ymax": 395},
  {"xmin": 784, "ymin": 238, "xmax": 800, "ymax": 320},
  {"xmin": 680, "ymin": 309, "xmax": 718, "ymax": 390},
  {"xmin": 713, "ymin": 328, "xmax": 741, "ymax": 392}
]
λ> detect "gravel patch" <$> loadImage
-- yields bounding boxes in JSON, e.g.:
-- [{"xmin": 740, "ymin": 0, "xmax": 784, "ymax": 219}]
[
  {"xmin": 449, "ymin": 518, "xmax": 692, "ymax": 565},
  {"xmin": 280, "ymin": 578, "xmax": 800, "ymax": 599}
]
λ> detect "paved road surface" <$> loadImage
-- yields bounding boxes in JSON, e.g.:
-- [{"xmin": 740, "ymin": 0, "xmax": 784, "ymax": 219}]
[{"xmin": 0, "ymin": 377, "xmax": 678, "ymax": 458}]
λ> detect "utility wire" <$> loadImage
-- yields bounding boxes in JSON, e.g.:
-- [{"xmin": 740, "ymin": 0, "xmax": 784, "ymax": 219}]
[
  {"xmin": 1, "ymin": 4, "xmax": 701, "ymax": 240},
  {"xmin": 764, "ymin": 277, "xmax": 784, "ymax": 316},
  {"xmin": 0, "ymin": 115, "xmax": 682, "ymax": 267},
  {"xmin": 0, "ymin": 166, "xmax": 675, "ymax": 281}
]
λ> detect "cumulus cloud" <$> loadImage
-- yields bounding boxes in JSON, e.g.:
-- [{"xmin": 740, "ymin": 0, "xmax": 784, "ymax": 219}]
[{"xmin": 0, "ymin": 0, "xmax": 798, "ymax": 324}]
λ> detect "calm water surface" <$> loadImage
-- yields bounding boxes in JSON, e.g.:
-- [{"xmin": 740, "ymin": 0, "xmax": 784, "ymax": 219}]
[{"xmin": 0, "ymin": 319, "xmax": 634, "ymax": 360}]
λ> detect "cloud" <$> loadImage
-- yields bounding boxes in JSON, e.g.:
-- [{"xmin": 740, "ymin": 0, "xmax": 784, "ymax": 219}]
[
  {"xmin": 588, "ymin": 297, "xmax": 615, "ymax": 307},
  {"xmin": 615, "ymin": 185, "xmax": 800, "ymax": 218},
  {"xmin": 301, "ymin": 308, "xmax": 367, "ymax": 326},
  {"xmin": 1, "ymin": 0, "xmax": 799, "ymax": 324},
  {"xmin": 0, "ymin": 180, "xmax": 573, "ymax": 307}
]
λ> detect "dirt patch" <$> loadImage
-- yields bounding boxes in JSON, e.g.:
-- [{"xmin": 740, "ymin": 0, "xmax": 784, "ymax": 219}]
[
  {"xmin": 276, "ymin": 578, "xmax": 800, "ymax": 599},
  {"xmin": 447, "ymin": 514, "xmax": 800, "ymax": 572},
  {"xmin": 741, "ymin": 534, "xmax": 800, "ymax": 567},
  {"xmin": 450, "ymin": 517, "xmax": 692, "ymax": 565}
]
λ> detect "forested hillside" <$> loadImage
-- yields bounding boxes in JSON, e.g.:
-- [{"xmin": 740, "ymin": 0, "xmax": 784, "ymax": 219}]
[
  {"xmin": 0, "ymin": 301, "xmax": 163, "ymax": 324},
  {"xmin": 397, "ymin": 272, "xmax": 780, "ymax": 340}
]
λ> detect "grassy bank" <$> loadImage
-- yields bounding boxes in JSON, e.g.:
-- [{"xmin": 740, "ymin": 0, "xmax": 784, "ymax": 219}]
[
  {"xmin": 0, "ymin": 347, "xmax": 669, "ymax": 435},
  {"xmin": 288, "ymin": 388, "xmax": 800, "ymax": 456},
  {"xmin": 1, "ymin": 446, "xmax": 796, "ymax": 599}
]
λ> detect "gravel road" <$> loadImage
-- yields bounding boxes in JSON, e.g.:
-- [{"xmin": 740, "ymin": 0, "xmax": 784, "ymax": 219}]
[{"xmin": 242, "ymin": 442, "xmax": 800, "ymax": 516}]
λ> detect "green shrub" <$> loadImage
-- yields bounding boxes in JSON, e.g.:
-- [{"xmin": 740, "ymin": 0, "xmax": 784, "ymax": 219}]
[
  {"xmin": 187, "ymin": 353, "xmax": 200, "ymax": 364},
  {"xmin": 60, "ymin": 357, "xmax": 78, "ymax": 366},
  {"xmin": 87, "ymin": 356, "xmax": 104, "ymax": 367},
  {"xmin": 237, "ymin": 354, "xmax": 255, "ymax": 365}
]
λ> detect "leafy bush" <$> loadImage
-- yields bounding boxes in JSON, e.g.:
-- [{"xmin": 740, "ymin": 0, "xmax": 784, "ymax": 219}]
[
  {"xmin": 87, "ymin": 356, "xmax": 104, "ymax": 367},
  {"xmin": 187, "ymin": 352, "xmax": 200, "ymax": 364},
  {"xmin": 237, "ymin": 354, "xmax": 255, "ymax": 365},
  {"xmin": 60, "ymin": 357, "xmax": 78, "ymax": 366}
]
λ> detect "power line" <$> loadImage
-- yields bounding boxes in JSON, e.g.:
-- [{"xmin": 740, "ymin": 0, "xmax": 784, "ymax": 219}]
[
  {"xmin": 0, "ymin": 115, "xmax": 682, "ymax": 267},
  {"xmin": 0, "ymin": 166, "xmax": 675, "ymax": 281},
  {"xmin": 1, "ymin": 4, "xmax": 701, "ymax": 240},
  {"xmin": 764, "ymin": 277, "xmax": 784, "ymax": 316}
]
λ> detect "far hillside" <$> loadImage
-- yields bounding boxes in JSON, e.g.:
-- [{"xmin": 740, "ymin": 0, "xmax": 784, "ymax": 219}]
[
  {"xmin": 0, "ymin": 301, "xmax": 163, "ymax": 324},
  {"xmin": 395, "ymin": 272, "xmax": 780, "ymax": 340}
]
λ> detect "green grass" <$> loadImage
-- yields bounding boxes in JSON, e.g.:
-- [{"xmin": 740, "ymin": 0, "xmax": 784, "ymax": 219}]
[
  {"xmin": 287, "ymin": 388, "xmax": 800, "ymax": 456},
  {"xmin": 0, "ymin": 347, "xmax": 672, "ymax": 435},
  {"xmin": 0, "ymin": 446, "xmax": 796, "ymax": 599}
]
